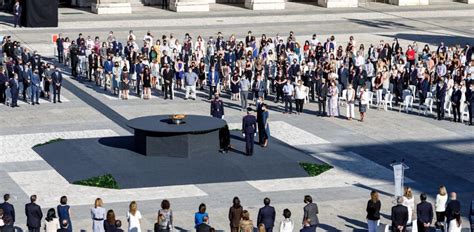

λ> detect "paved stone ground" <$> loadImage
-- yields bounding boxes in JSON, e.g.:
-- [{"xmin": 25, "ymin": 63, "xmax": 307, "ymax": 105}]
[{"xmin": 0, "ymin": 2, "xmax": 473, "ymax": 231}]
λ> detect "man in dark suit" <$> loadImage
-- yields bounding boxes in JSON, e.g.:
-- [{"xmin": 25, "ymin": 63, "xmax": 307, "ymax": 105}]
[
  {"xmin": 445, "ymin": 192, "xmax": 461, "ymax": 224},
  {"xmin": 25, "ymin": 195, "xmax": 43, "ymax": 232},
  {"xmin": 0, "ymin": 194, "xmax": 15, "ymax": 224},
  {"xmin": 8, "ymin": 73, "xmax": 20, "ymax": 107},
  {"xmin": 303, "ymin": 195, "xmax": 319, "ymax": 229},
  {"xmin": 162, "ymin": 64, "xmax": 174, "ymax": 100},
  {"xmin": 242, "ymin": 108, "xmax": 257, "ymax": 156},
  {"xmin": 88, "ymin": 50, "xmax": 98, "ymax": 82},
  {"xmin": 207, "ymin": 66, "xmax": 219, "ymax": 100},
  {"xmin": 416, "ymin": 193, "xmax": 433, "ymax": 232},
  {"xmin": 51, "ymin": 67, "xmax": 63, "ymax": 103},
  {"xmin": 210, "ymin": 94, "xmax": 224, "ymax": 119},
  {"xmin": 435, "ymin": 78, "xmax": 447, "ymax": 120},
  {"xmin": 317, "ymin": 78, "xmax": 328, "ymax": 116},
  {"xmin": 391, "ymin": 196, "xmax": 408, "ymax": 232},
  {"xmin": 56, "ymin": 34, "xmax": 64, "ymax": 63},
  {"xmin": 257, "ymin": 198, "xmax": 276, "ymax": 232},
  {"xmin": 13, "ymin": 0, "xmax": 22, "ymax": 28},
  {"xmin": 466, "ymin": 83, "xmax": 474, "ymax": 126},
  {"xmin": 451, "ymin": 84, "xmax": 462, "ymax": 123},
  {"xmin": 196, "ymin": 216, "xmax": 212, "ymax": 232}
]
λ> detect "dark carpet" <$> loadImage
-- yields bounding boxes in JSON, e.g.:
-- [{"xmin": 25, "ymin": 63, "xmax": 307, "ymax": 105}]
[{"xmin": 33, "ymin": 132, "xmax": 323, "ymax": 189}]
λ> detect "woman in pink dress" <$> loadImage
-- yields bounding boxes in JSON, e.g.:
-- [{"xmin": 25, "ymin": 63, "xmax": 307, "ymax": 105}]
[{"xmin": 328, "ymin": 81, "xmax": 339, "ymax": 117}]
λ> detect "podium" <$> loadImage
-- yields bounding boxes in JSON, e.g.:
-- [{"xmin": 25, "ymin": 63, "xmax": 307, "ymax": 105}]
[{"xmin": 391, "ymin": 162, "xmax": 409, "ymax": 197}]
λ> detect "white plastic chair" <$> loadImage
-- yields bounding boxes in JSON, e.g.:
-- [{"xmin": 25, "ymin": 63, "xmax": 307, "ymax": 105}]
[
  {"xmin": 339, "ymin": 89, "xmax": 347, "ymax": 106},
  {"xmin": 368, "ymin": 91, "xmax": 374, "ymax": 106},
  {"xmin": 383, "ymin": 93, "xmax": 393, "ymax": 111},
  {"xmin": 461, "ymin": 103, "xmax": 470, "ymax": 123},
  {"xmin": 399, "ymin": 95, "xmax": 414, "ymax": 113},
  {"xmin": 444, "ymin": 102, "xmax": 452, "ymax": 118},
  {"xmin": 419, "ymin": 98, "xmax": 434, "ymax": 115},
  {"xmin": 408, "ymin": 85, "xmax": 417, "ymax": 98}
]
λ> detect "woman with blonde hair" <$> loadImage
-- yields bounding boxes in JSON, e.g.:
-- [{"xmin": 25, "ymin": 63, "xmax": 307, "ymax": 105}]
[
  {"xmin": 435, "ymin": 185, "xmax": 448, "ymax": 228},
  {"xmin": 366, "ymin": 190, "xmax": 381, "ymax": 232},
  {"xmin": 403, "ymin": 187, "xmax": 415, "ymax": 226},
  {"xmin": 127, "ymin": 201, "xmax": 142, "ymax": 232},
  {"xmin": 239, "ymin": 210, "xmax": 253, "ymax": 232},
  {"xmin": 91, "ymin": 198, "xmax": 106, "ymax": 232}
]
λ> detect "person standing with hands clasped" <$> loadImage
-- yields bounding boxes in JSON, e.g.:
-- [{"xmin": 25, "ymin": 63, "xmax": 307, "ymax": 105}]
[
  {"xmin": 51, "ymin": 66, "xmax": 63, "ymax": 103},
  {"xmin": 242, "ymin": 108, "xmax": 257, "ymax": 156},
  {"xmin": 283, "ymin": 79, "xmax": 295, "ymax": 114},
  {"xmin": 210, "ymin": 94, "xmax": 224, "ymax": 119}
]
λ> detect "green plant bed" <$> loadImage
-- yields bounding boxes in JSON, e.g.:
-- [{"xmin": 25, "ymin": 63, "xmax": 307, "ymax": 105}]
[
  {"xmin": 73, "ymin": 174, "xmax": 119, "ymax": 189},
  {"xmin": 299, "ymin": 162, "xmax": 333, "ymax": 176},
  {"xmin": 33, "ymin": 138, "xmax": 64, "ymax": 148}
]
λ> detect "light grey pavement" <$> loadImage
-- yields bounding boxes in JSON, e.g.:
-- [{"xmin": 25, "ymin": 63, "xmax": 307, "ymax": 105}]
[{"xmin": 0, "ymin": 2, "xmax": 473, "ymax": 231}]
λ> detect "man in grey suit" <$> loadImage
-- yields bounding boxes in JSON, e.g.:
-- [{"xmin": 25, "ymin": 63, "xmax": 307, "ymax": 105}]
[{"xmin": 303, "ymin": 195, "xmax": 319, "ymax": 230}]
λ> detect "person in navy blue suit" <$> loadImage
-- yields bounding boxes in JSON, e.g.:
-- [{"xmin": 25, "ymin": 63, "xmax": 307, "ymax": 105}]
[
  {"xmin": 210, "ymin": 94, "xmax": 224, "ymax": 119},
  {"xmin": 435, "ymin": 78, "xmax": 447, "ymax": 120},
  {"xmin": 0, "ymin": 194, "xmax": 15, "ymax": 225},
  {"xmin": 208, "ymin": 66, "xmax": 219, "ymax": 100},
  {"xmin": 29, "ymin": 69, "xmax": 41, "ymax": 105},
  {"xmin": 13, "ymin": 0, "xmax": 22, "ymax": 28},
  {"xmin": 51, "ymin": 67, "xmax": 63, "ymax": 103},
  {"xmin": 242, "ymin": 108, "xmax": 257, "ymax": 156},
  {"xmin": 257, "ymin": 197, "xmax": 276, "ymax": 232},
  {"xmin": 8, "ymin": 73, "xmax": 20, "ymax": 107}
]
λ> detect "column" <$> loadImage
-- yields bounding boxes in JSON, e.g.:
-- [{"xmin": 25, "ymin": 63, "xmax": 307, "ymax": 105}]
[
  {"xmin": 317, "ymin": 0, "xmax": 358, "ymax": 7},
  {"xmin": 91, "ymin": 0, "xmax": 132, "ymax": 14},
  {"xmin": 244, "ymin": 0, "xmax": 285, "ymax": 10},
  {"xmin": 169, "ymin": 0, "xmax": 209, "ymax": 12}
]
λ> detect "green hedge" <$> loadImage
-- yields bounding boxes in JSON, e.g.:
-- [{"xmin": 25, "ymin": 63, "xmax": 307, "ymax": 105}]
[
  {"xmin": 73, "ymin": 174, "xmax": 119, "ymax": 189},
  {"xmin": 33, "ymin": 138, "xmax": 64, "ymax": 148},
  {"xmin": 299, "ymin": 162, "xmax": 333, "ymax": 176}
]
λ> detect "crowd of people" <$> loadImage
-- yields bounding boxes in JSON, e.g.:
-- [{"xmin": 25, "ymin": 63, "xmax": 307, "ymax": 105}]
[
  {"xmin": 50, "ymin": 30, "xmax": 474, "ymax": 124},
  {"xmin": 1, "ymin": 188, "xmax": 473, "ymax": 232},
  {"xmin": 0, "ymin": 194, "xmax": 321, "ymax": 232},
  {"xmin": 1, "ymin": 31, "xmax": 474, "ymax": 125},
  {"xmin": 368, "ymin": 186, "xmax": 474, "ymax": 232}
]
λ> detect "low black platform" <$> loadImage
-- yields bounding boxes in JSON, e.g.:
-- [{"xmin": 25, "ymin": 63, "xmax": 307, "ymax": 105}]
[
  {"xmin": 127, "ymin": 115, "xmax": 227, "ymax": 157},
  {"xmin": 33, "ymin": 132, "xmax": 324, "ymax": 189}
]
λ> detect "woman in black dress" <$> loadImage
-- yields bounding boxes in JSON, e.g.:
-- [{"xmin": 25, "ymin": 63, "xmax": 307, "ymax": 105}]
[
  {"xmin": 104, "ymin": 210, "xmax": 117, "ymax": 232},
  {"xmin": 143, "ymin": 66, "xmax": 152, "ymax": 100},
  {"xmin": 230, "ymin": 74, "xmax": 240, "ymax": 101},
  {"xmin": 120, "ymin": 66, "xmax": 130, "ymax": 100},
  {"xmin": 198, "ymin": 58, "xmax": 206, "ymax": 90}
]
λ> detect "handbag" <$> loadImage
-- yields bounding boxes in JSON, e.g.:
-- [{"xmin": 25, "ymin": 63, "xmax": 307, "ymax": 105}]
[{"xmin": 247, "ymin": 92, "xmax": 254, "ymax": 100}]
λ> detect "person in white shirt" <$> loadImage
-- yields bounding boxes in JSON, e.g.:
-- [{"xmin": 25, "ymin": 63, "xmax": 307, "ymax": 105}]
[
  {"xmin": 282, "ymin": 79, "xmax": 295, "ymax": 114},
  {"xmin": 359, "ymin": 86, "xmax": 369, "ymax": 122},
  {"xmin": 127, "ymin": 201, "xmax": 142, "ymax": 232},
  {"xmin": 435, "ymin": 185, "xmax": 448, "ymax": 227},
  {"xmin": 294, "ymin": 80, "xmax": 308, "ymax": 115},
  {"xmin": 279, "ymin": 209, "xmax": 294, "ymax": 232},
  {"xmin": 403, "ymin": 187, "xmax": 415, "ymax": 226},
  {"xmin": 346, "ymin": 84, "xmax": 356, "ymax": 120}
]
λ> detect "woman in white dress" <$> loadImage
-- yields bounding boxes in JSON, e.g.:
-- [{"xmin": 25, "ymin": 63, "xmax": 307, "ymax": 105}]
[
  {"xmin": 127, "ymin": 201, "xmax": 142, "ymax": 232},
  {"xmin": 435, "ymin": 185, "xmax": 448, "ymax": 228},
  {"xmin": 403, "ymin": 187, "xmax": 415, "ymax": 226},
  {"xmin": 91, "ymin": 198, "xmax": 106, "ymax": 232},
  {"xmin": 279, "ymin": 209, "xmax": 294, "ymax": 232},
  {"xmin": 44, "ymin": 208, "xmax": 60, "ymax": 232}
]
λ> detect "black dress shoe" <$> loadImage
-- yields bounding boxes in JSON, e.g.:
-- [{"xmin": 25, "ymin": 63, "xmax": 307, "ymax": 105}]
[{"xmin": 58, "ymin": 100, "xmax": 62, "ymax": 103}]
